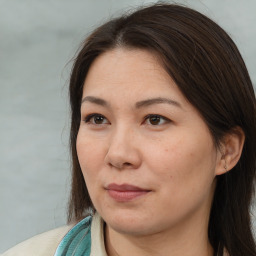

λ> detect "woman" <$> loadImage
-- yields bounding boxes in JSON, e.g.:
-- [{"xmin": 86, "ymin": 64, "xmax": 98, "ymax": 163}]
[{"xmin": 3, "ymin": 3, "xmax": 256, "ymax": 256}]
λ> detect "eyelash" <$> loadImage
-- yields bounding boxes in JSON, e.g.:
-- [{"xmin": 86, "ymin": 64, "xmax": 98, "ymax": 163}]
[{"xmin": 83, "ymin": 113, "xmax": 171, "ymax": 126}]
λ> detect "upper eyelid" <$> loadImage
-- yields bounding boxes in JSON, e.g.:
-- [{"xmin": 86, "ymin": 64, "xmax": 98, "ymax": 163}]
[
  {"xmin": 83, "ymin": 113, "xmax": 168, "ymax": 118},
  {"xmin": 144, "ymin": 114, "xmax": 169, "ymax": 120}
]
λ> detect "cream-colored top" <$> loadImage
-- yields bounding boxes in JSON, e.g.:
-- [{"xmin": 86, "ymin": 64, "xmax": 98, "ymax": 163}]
[
  {"xmin": 1, "ymin": 213, "xmax": 107, "ymax": 256},
  {"xmin": 90, "ymin": 213, "xmax": 107, "ymax": 256}
]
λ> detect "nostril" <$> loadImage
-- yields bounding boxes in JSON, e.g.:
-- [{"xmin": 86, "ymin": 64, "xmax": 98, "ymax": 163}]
[{"xmin": 110, "ymin": 162, "xmax": 133, "ymax": 169}]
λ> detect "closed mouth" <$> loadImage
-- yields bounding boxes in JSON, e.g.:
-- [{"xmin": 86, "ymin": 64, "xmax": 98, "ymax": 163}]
[{"xmin": 105, "ymin": 183, "xmax": 151, "ymax": 202}]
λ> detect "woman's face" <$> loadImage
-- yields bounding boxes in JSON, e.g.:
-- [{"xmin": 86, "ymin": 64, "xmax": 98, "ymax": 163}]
[{"xmin": 77, "ymin": 48, "xmax": 223, "ymax": 236}]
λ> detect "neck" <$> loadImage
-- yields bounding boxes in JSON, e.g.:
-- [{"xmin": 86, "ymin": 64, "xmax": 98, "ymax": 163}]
[{"xmin": 104, "ymin": 214, "xmax": 214, "ymax": 256}]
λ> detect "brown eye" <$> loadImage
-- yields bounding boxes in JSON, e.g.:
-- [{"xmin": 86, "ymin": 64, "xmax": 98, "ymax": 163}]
[
  {"xmin": 84, "ymin": 114, "xmax": 109, "ymax": 125},
  {"xmin": 93, "ymin": 115, "xmax": 105, "ymax": 124},
  {"xmin": 149, "ymin": 115, "xmax": 161, "ymax": 125},
  {"xmin": 144, "ymin": 114, "xmax": 170, "ymax": 126}
]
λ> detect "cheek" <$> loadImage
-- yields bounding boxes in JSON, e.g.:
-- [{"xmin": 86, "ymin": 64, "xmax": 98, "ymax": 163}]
[
  {"xmin": 145, "ymin": 132, "xmax": 216, "ymax": 190},
  {"xmin": 76, "ymin": 132, "xmax": 105, "ymax": 179}
]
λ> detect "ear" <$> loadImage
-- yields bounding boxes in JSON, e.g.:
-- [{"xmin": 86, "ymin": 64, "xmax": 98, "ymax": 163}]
[{"xmin": 215, "ymin": 127, "xmax": 245, "ymax": 176}]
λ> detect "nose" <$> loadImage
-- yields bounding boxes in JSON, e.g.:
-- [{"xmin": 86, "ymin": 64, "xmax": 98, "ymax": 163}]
[{"xmin": 104, "ymin": 126, "xmax": 142, "ymax": 170}]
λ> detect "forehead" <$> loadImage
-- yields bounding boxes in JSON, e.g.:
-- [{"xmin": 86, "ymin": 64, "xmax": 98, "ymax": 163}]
[
  {"xmin": 82, "ymin": 48, "xmax": 185, "ymax": 101},
  {"xmin": 85, "ymin": 48, "xmax": 163, "ymax": 85}
]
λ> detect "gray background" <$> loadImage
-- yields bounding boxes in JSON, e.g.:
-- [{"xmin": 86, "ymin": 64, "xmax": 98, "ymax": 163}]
[{"xmin": 0, "ymin": 0, "xmax": 255, "ymax": 253}]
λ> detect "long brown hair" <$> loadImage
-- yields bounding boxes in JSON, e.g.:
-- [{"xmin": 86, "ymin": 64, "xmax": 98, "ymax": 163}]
[{"xmin": 67, "ymin": 4, "xmax": 256, "ymax": 256}]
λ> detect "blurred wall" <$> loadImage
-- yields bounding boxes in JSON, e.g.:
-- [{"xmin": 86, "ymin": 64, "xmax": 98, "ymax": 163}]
[{"xmin": 0, "ymin": 0, "xmax": 255, "ymax": 252}]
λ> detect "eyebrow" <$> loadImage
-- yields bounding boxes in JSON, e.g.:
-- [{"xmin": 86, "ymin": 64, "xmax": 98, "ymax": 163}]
[
  {"xmin": 135, "ymin": 97, "xmax": 182, "ymax": 109},
  {"xmin": 81, "ymin": 96, "xmax": 182, "ymax": 109},
  {"xmin": 81, "ymin": 96, "xmax": 110, "ymax": 107}
]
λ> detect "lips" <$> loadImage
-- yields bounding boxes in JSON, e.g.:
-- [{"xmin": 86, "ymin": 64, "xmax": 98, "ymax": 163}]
[{"xmin": 106, "ymin": 183, "xmax": 151, "ymax": 202}]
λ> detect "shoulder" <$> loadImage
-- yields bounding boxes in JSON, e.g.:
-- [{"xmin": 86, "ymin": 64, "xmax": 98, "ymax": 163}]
[{"xmin": 2, "ymin": 223, "xmax": 75, "ymax": 256}]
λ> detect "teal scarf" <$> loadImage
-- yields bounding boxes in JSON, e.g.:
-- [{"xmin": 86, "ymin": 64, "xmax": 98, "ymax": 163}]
[{"xmin": 54, "ymin": 216, "xmax": 92, "ymax": 256}]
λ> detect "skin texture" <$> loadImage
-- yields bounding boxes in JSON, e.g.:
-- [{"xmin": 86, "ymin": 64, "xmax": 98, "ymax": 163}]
[{"xmin": 76, "ymin": 49, "xmax": 243, "ymax": 256}]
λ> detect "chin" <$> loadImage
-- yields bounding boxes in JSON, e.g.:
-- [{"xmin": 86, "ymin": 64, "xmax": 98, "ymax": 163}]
[
  {"xmin": 100, "ymin": 209, "xmax": 156, "ymax": 236},
  {"xmin": 109, "ymin": 221, "xmax": 152, "ymax": 236}
]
